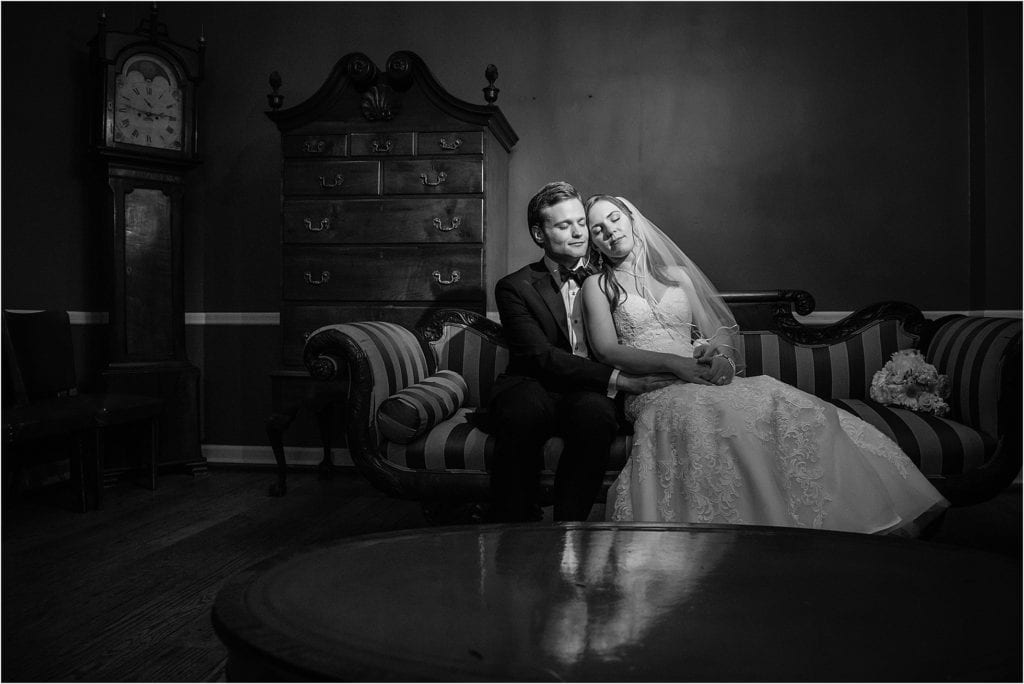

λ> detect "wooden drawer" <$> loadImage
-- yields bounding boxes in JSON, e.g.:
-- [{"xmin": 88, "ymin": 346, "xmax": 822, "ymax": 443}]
[
  {"xmin": 283, "ymin": 245, "xmax": 483, "ymax": 302},
  {"xmin": 382, "ymin": 160, "xmax": 483, "ymax": 194},
  {"xmin": 281, "ymin": 303, "xmax": 483, "ymax": 366},
  {"xmin": 283, "ymin": 161, "xmax": 380, "ymax": 195},
  {"xmin": 282, "ymin": 198, "xmax": 484, "ymax": 244},
  {"xmin": 417, "ymin": 131, "xmax": 483, "ymax": 155},
  {"xmin": 350, "ymin": 132, "xmax": 414, "ymax": 156},
  {"xmin": 282, "ymin": 134, "xmax": 348, "ymax": 158}
]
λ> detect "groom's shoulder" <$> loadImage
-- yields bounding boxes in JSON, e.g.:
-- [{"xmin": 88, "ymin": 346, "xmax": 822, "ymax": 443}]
[{"xmin": 497, "ymin": 260, "xmax": 544, "ymax": 289}]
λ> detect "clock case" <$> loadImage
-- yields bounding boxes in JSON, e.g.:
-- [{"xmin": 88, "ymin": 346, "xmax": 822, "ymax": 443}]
[{"xmin": 88, "ymin": 9, "xmax": 206, "ymax": 473}]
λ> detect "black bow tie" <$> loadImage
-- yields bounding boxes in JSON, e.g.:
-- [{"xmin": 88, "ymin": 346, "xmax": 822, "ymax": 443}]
[{"xmin": 558, "ymin": 264, "xmax": 592, "ymax": 286}]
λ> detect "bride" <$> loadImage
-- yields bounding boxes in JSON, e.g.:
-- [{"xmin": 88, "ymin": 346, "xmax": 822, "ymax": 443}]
[{"xmin": 580, "ymin": 195, "xmax": 949, "ymax": 534}]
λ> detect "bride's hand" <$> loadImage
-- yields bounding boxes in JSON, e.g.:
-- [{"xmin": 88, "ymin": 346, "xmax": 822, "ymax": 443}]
[
  {"xmin": 704, "ymin": 355, "xmax": 735, "ymax": 386},
  {"xmin": 670, "ymin": 357, "xmax": 714, "ymax": 385}
]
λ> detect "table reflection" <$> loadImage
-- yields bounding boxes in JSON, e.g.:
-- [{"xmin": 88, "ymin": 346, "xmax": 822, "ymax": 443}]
[{"xmin": 487, "ymin": 526, "xmax": 729, "ymax": 671}]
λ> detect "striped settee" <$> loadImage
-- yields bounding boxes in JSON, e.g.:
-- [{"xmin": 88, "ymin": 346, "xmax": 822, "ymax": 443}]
[{"xmin": 304, "ymin": 294, "xmax": 1021, "ymax": 512}]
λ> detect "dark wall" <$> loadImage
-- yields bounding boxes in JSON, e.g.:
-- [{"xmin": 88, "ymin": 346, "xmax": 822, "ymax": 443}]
[{"xmin": 3, "ymin": 2, "xmax": 1020, "ymax": 449}]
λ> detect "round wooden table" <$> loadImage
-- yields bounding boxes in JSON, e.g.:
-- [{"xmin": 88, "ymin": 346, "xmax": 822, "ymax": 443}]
[{"xmin": 212, "ymin": 523, "xmax": 1020, "ymax": 681}]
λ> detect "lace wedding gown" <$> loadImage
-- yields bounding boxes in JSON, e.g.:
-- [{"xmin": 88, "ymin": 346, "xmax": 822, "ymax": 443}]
[{"xmin": 608, "ymin": 287, "xmax": 949, "ymax": 534}]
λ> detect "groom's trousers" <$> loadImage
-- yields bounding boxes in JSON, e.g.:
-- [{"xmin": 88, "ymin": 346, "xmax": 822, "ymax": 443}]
[{"xmin": 488, "ymin": 376, "xmax": 618, "ymax": 522}]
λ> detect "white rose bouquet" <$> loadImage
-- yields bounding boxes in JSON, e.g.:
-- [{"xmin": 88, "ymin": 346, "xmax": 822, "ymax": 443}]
[{"xmin": 870, "ymin": 349, "xmax": 951, "ymax": 416}]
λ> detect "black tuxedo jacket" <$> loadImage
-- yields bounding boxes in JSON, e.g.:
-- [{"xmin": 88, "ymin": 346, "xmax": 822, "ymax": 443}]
[{"xmin": 491, "ymin": 259, "xmax": 615, "ymax": 398}]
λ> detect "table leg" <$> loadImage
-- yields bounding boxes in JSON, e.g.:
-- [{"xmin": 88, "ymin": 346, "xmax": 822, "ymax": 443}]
[
  {"xmin": 92, "ymin": 430, "xmax": 104, "ymax": 511},
  {"xmin": 315, "ymin": 403, "xmax": 336, "ymax": 480},
  {"xmin": 266, "ymin": 408, "xmax": 299, "ymax": 497}
]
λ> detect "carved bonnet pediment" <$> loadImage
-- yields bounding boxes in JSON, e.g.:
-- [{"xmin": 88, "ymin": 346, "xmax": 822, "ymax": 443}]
[{"xmin": 265, "ymin": 50, "xmax": 517, "ymax": 151}]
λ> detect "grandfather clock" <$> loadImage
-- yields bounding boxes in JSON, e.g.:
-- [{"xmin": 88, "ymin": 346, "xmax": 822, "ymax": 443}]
[{"xmin": 90, "ymin": 6, "xmax": 205, "ymax": 472}]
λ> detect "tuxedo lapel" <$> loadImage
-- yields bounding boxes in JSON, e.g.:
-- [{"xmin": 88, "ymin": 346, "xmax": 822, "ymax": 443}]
[{"xmin": 529, "ymin": 260, "xmax": 570, "ymax": 345}]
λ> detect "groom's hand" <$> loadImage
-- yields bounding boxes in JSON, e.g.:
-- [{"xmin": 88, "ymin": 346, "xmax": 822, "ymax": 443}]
[
  {"xmin": 616, "ymin": 372, "xmax": 677, "ymax": 395},
  {"xmin": 671, "ymin": 358, "xmax": 715, "ymax": 385}
]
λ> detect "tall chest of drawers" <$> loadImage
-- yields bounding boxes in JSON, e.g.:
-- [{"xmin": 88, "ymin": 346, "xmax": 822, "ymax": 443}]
[{"xmin": 263, "ymin": 51, "xmax": 517, "ymax": 477}]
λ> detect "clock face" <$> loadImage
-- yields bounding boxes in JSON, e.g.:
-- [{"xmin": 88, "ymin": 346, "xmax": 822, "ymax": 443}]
[{"xmin": 113, "ymin": 54, "xmax": 183, "ymax": 151}]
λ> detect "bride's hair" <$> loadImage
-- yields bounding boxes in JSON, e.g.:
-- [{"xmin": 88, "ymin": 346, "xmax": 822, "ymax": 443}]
[
  {"xmin": 584, "ymin": 194, "xmax": 742, "ymax": 360},
  {"xmin": 584, "ymin": 194, "xmax": 674, "ymax": 313}
]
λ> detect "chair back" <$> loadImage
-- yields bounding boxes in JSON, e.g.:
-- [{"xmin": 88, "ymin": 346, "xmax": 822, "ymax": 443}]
[{"xmin": 2, "ymin": 310, "xmax": 78, "ymax": 401}]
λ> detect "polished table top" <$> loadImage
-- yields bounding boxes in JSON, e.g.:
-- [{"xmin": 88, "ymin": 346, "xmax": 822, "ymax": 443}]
[{"xmin": 213, "ymin": 523, "xmax": 1020, "ymax": 681}]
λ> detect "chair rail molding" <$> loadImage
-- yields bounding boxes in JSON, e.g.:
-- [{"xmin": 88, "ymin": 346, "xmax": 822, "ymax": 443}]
[{"xmin": 5, "ymin": 309, "xmax": 1020, "ymax": 327}]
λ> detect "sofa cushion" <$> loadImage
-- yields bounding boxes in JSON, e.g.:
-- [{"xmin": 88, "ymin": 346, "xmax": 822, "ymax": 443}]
[
  {"xmin": 383, "ymin": 408, "xmax": 633, "ymax": 474},
  {"xmin": 739, "ymin": 319, "xmax": 916, "ymax": 399},
  {"xmin": 377, "ymin": 370, "xmax": 468, "ymax": 444},
  {"xmin": 829, "ymin": 398, "xmax": 996, "ymax": 478}
]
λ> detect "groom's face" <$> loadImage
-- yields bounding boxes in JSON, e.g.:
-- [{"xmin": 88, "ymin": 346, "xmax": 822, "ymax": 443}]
[{"xmin": 533, "ymin": 198, "xmax": 589, "ymax": 265}]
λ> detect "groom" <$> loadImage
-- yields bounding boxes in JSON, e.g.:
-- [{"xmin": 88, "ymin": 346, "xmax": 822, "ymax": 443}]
[{"xmin": 487, "ymin": 181, "xmax": 675, "ymax": 522}]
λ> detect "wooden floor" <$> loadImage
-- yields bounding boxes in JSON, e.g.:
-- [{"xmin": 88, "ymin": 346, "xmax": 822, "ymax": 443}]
[
  {"xmin": 1, "ymin": 468, "xmax": 1020, "ymax": 682},
  {"xmin": 1, "ymin": 467, "xmax": 429, "ymax": 682}
]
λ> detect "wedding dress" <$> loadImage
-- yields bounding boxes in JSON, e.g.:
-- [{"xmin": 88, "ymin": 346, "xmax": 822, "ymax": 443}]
[{"xmin": 607, "ymin": 286, "xmax": 949, "ymax": 534}]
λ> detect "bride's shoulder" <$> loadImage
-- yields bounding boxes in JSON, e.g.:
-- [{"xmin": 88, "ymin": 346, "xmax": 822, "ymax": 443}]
[{"xmin": 582, "ymin": 272, "xmax": 609, "ymax": 294}]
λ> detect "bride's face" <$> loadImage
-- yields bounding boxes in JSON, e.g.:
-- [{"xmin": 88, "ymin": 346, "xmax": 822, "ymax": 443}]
[{"xmin": 587, "ymin": 200, "xmax": 636, "ymax": 260}]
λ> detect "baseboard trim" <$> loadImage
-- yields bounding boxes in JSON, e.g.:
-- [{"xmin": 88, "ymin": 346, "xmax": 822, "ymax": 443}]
[{"xmin": 201, "ymin": 443, "xmax": 353, "ymax": 467}]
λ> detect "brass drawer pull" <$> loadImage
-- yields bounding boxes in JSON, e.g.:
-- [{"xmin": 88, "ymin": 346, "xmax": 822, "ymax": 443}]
[
  {"xmin": 372, "ymin": 138, "xmax": 393, "ymax": 153},
  {"xmin": 303, "ymin": 140, "xmax": 326, "ymax": 153},
  {"xmin": 439, "ymin": 136, "xmax": 462, "ymax": 151},
  {"xmin": 432, "ymin": 269, "xmax": 461, "ymax": 286},
  {"xmin": 304, "ymin": 270, "xmax": 331, "ymax": 285},
  {"xmin": 432, "ymin": 216, "xmax": 461, "ymax": 232},
  {"xmin": 420, "ymin": 171, "xmax": 447, "ymax": 187},
  {"xmin": 304, "ymin": 217, "xmax": 331, "ymax": 232},
  {"xmin": 318, "ymin": 174, "xmax": 344, "ymax": 189}
]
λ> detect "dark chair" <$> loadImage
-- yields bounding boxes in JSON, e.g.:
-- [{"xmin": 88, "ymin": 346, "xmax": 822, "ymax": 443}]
[{"xmin": 2, "ymin": 310, "xmax": 163, "ymax": 511}]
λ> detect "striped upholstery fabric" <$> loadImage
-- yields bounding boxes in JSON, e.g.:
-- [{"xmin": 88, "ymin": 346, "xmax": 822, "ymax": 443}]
[
  {"xmin": 429, "ymin": 322, "xmax": 510, "ymax": 407},
  {"xmin": 310, "ymin": 322, "xmax": 430, "ymax": 423},
  {"xmin": 377, "ymin": 370, "xmax": 468, "ymax": 444},
  {"xmin": 383, "ymin": 408, "xmax": 633, "ymax": 474},
  {"xmin": 385, "ymin": 409, "xmax": 493, "ymax": 472},
  {"xmin": 926, "ymin": 316, "xmax": 1022, "ymax": 437},
  {"xmin": 830, "ymin": 398, "xmax": 996, "ymax": 478},
  {"xmin": 738, "ymin": 319, "xmax": 917, "ymax": 399}
]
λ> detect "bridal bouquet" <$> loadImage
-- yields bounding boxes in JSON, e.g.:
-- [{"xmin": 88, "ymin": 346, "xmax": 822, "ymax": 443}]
[{"xmin": 869, "ymin": 349, "xmax": 951, "ymax": 416}]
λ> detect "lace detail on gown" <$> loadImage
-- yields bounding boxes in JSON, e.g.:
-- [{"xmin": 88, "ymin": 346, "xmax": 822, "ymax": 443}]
[{"xmin": 607, "ymin": 288, "xmax": 948, "ymax": 534}]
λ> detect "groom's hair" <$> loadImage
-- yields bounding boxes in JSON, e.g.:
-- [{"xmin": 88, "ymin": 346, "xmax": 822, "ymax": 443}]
[{"xmin": 527, "ymin": 181, "xmax": 583, "ymax": 245}]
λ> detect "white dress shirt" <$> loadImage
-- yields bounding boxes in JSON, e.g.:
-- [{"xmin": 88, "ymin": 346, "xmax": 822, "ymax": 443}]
[{"xmin": 543, "ymin": 255, "xmax": 619, "ymax": 397}]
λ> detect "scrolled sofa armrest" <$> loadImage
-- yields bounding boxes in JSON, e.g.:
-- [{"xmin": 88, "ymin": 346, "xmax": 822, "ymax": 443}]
[
  {"xmin": 919, "ymin": 315, "xmax": 1022, "ymax": 504},
  {"xmin": 303, "ymin": 321, "xmax": 434, "ymax": 497}
]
